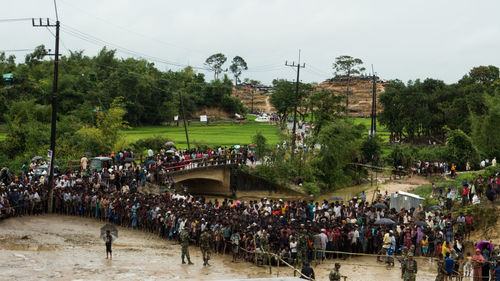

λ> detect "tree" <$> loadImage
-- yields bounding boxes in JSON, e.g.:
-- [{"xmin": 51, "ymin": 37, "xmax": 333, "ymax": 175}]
[
  {"xmin": 361, "ymin": 135, "xmax": 382, "ymax": 164},
  {"xmin": 252, "ymin": 131, "xmax": 269, "ymax": 161},
  {"xmin": 332, "ymin": 55, "xmax": 365, "ymax": 116},
  {"xmin": 76, "ymin": 97, "xmax": 129, "ymax": 154},
  {"xmin": 229, "ymin": 56, "xmax": 248, "ymax": 86},
  {"xmin": 444, "ymin": 129, "xmax": 479, "ymax": 170},
  {"xmin": 25, "ymin": 45, "xmax": 48, "ymax": 66},
  {"xmin": 468, "ymin": 65, "xmax": 499, "ymax": 84},
  {"xmin": 205, "ymin": 53, "xmax": 227, "ymax": 80},
  {"xmin": 311, "ymin": 120, "xmax": 363, "ymax": 189},
  {"xmin": 309, "ymin": 90, "xmax": 344, "ymax": 134},
  {"xmin": 471, "ymin": 95, "xmax": 500, "ymax": 159},
  {"xmin": 270, "ymin": 79, "xmax": 312, "ymax": 123}
]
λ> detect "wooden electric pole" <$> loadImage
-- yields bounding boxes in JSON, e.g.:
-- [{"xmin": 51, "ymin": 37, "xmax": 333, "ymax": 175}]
[
  {"xmin": 285, "ymin": 50, "xmax": 305, "ymax": 151},
  {"xmin": 179, "ymin": 90, "xmax": 191, "ymax": 150},
  {"xmin": 370, "ymin": 65, "xmax": 377, "ymax": 135},
  {"xmin": 32, "ymin": 18, "xmax": 60, "ymax": 213}
]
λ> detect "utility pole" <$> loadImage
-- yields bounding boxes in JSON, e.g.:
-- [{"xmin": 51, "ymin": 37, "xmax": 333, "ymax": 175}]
[
  {"xmin": 370, "ymin": 64, "xmax": 377, "ymax": 135},
  {"xmin": 179, "ymin": 90, "xmax": 191, "ymax": 150},
  {"xmin": 32, "ymin": 18, "xmax": 59, "ymax": 213},
  {"xmin": 285, "ymin": 50, "xmax": 305, "ymax": 152}
]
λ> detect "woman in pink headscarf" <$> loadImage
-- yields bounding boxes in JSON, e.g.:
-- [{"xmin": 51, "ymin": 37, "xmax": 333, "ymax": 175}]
[{"xmin": 472, "ymin": 248, "xmax": 485, "ymax": 281}]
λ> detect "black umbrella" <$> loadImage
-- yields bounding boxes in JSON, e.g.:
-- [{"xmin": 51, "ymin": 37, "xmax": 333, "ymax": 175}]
[
  {"xmin": 428, "ymin": 205, "xmax": 441, "ymax": 211},
  {"xmin": 31, "ymin": 156, "xmax": 43, "ymax": 162},
  {"xmin": 373, "ymin": 203, "xmax": 388, "ymax": 209},
  {"xmin": 329, "ymin": 196, "xmax": 344, "ymax": 201},
  {"xmin": 414, "ymin": 221, "xmax": 427, "ymax": 227},
  {"xmin": 374, "ymin": 218, "xmax": 395, "ymax": 225},
  {"xmin": 100, "ymin": 224, "xmax": 118, "ymax": 242}
]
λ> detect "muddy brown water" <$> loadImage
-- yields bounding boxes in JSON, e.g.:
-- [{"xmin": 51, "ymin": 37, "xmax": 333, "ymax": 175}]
[{"xmin": 0, "ymin": 215, "xmax": 444, "ymax": 281}]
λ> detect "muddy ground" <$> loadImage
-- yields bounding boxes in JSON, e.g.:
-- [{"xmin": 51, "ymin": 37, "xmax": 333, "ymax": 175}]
[{"xmin": 0, "ymin": 215, "xmax": 444, "ymax": 281}]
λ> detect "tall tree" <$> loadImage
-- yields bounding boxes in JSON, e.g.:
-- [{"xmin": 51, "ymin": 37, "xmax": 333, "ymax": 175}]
[
  {"xmin": 205, "ymin": 53, "xmax": 227, "ymax": 80},
  {"xmin": 332, "ymin": 55, "xmax": 365, "ymax": 116},
  {"xmin": 229, "ymin": 56, "xmax": 248, "ymax": 86}
]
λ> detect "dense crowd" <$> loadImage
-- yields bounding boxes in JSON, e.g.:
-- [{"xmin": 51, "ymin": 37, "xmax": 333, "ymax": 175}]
[{"xmin": 1, "ymin": 148, "xmax": 499, "ymax": 280}]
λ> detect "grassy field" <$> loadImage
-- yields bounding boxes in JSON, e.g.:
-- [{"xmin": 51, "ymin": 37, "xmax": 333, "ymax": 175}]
[{"xmin": 122, "ymin": 121, "xmax": 282, "ymax": 148}]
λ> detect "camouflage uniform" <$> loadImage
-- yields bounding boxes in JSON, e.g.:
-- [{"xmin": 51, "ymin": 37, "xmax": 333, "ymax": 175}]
[
  {"xmin": 403, "ymin": 258, "xmax": 417, "ymax": 281},
  {"xmin": 297, "ymin": 234, "xmax": 308, "ymax": 266},
  {"xmin": 180, "ymin": 231, "xmax": 192, "ymax": 264},
  {"xmin": 401, "ymin": 247, "xmax": 409, "ymax": 277},
  {"xmin": 435, "ymin": 258, "xmax": 445, "ymax": 281},
  {"xmin": 329, "ymin": 268, "xmax": 341, "ymax": 281},
  {"xmin": 200, "ymin": 231, "xmax": 211, "ymax": 266}
]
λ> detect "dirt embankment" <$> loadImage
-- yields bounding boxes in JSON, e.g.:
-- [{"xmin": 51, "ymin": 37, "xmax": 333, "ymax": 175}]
[
  {"xmin": 317, "ymin": 79, "xmax": 385, "ymax": 117},
  {"xmin": 233, "ymin": 87, "xmax": 275, "ymax": 113}
]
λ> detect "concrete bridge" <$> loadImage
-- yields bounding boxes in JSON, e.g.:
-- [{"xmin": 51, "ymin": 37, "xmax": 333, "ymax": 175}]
[
  {"xmin": 166, "ymin": 164, "xmax": 306, "ymax": 198},
  {"xmin": 168, "ymin": 165, "xmax": 235, "ymax": 196}
]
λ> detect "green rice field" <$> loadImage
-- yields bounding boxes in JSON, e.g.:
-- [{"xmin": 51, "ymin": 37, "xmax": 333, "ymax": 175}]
[{"xmin": 121, "ymin": 121, "xmax": 281, "ymax": 148}]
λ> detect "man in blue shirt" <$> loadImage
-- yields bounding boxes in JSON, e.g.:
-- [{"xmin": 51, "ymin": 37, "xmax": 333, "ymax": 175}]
[{"xmin": 444, "ymin": 252, "xmax": 454, "ymax": 281}]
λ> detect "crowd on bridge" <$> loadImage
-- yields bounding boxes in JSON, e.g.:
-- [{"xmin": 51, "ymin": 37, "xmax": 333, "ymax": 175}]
[{"xmin": 0, "ymin": 147, "xmax": 499, "ymax": 281}]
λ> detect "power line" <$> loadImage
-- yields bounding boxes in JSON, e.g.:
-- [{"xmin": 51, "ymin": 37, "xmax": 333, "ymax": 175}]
[
  {"xmin": 0, "ymin": 18, "xmax": 32, "ymax": 23},
  {"xmin": 60, "ymin": 24, "xmax": 210, "ymax": 71},
  {"xmin": 53, "ymin": 0, "xmax": 60, "ymax": 21},
  {"xmin": 58, "ymin": 0, "xmax": 206, "ymax": 56},
  {"xmin": 0, "ymin": 49, "xmax": 35, "ymax": 52}
]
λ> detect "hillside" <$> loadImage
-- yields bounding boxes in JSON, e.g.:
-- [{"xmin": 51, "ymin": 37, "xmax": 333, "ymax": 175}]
[
  {"xmin": 317, "ymin": 78, "xmax": 385, "ymax": 117},
  {"xmin": 233, "ymin": 79, "xmax": 385, "ymax": 117},
  {"xmin": 233, "ymin": 87, "xmax": 275, "ymax": 113}
]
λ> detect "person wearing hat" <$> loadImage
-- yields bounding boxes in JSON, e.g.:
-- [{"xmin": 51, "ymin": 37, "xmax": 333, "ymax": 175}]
[
  {"xmin": 329, "ymin": 262, "xmax": 346, "ymax": 281},
  {"xmin": 300, "ymin": 262, "xmax": 315, "ymax": 280},
  {"xmin": 403, "ymin": 252, "xmax": 417, "ymax": 281}
]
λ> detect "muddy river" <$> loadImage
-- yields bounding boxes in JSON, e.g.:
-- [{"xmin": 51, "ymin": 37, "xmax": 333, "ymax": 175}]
[{"xmin": 0, "ymin": 215, "xmax": 443, "ymax": 281}]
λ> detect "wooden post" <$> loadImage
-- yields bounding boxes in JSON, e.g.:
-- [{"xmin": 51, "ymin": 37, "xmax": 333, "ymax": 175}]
[
  {"xmin": 254, "ymin": 237, "xmax": 257, "ymax": 265},
  {"xmin": 277, "ymin": 255, "xmax": 280, "ymax": 277},
  {"xmin": 268, "ymin": 254, "xmax": 272, "ymax": 274}
]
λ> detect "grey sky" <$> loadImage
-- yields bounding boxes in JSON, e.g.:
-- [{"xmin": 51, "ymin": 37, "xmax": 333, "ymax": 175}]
[{"xmin": 2, "ymin": 0, "xmax": 499, "ymax": 85}]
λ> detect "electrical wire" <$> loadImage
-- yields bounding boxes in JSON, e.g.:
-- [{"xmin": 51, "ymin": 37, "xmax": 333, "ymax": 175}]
[
  {"xmin": 60, "ymin": 24, "xmax": 210, "ymax": 71},
  {"xmin": 53, "ymin": 0, "xmax": 60, "ymax": 21},
  {"xmin": 0, "ymin": 18, "xmax": 32, "ymax": 23}
]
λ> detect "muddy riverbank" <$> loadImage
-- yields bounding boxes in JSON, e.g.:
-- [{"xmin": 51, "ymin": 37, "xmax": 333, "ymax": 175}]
[{"xmin": 0, "ymin": 215, "xmax": 441, "ymax": 281}]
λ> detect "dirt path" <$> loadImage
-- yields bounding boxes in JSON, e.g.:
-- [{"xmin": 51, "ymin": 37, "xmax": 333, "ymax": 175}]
[{"xmin": 0, "ymin": 215, "xmax": 440, "ymax": 281}]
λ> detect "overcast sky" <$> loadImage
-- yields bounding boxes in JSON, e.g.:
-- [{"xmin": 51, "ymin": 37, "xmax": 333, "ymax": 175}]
[{"xmin": 2, "ymin": 0, "xmax": 499, "ymax": 84}]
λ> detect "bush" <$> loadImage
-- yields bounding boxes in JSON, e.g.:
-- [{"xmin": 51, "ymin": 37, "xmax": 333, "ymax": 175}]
[
  {"xmin": 302, "ymin": 181, "xmax": 321, "ymax": 196},
  {"xmin": 132, "ymin": 135, "xmax": 171, "ymax": 153},
  {"xmin": 444, "ymin": 129, "xmax": 480, "ymax": 170}
]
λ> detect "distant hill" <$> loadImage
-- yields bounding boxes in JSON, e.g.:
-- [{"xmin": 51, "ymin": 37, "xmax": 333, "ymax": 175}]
[
  {"xmin": 233, "ymin": 86, "xmax": 275, "ymax": 113},
  {"xmin": 317, "ymin": 78, "xmax": 386, "ymax": 117}
]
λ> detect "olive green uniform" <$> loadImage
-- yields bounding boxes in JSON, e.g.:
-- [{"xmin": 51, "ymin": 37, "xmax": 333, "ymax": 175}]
[
  {"xmin": 329, "ymin": 268, "xmax": 342, "ymax": 281},
  {"xmin": 200, "ymin": 232, "xmax": 211, "ymax": 265},
  {"xmin": 180, "ymin": 231, "xmax": 192, "ymax": 264},
  {"xmin": 403, "ymin": 259, "xmax": 417, "ymax": 281},
  {"xmin": 297, "ymin": 234, "xmax": 308, "ymax": 266}
]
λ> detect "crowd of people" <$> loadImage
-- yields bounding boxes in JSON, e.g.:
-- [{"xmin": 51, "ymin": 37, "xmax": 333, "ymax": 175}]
[{"xmin": 1, "ymin": 147, "xmax": 499, "ymax": 281}]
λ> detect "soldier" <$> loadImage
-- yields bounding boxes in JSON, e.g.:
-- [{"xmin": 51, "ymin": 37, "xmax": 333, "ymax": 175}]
[
  {"xmin": 401, "ymin": 246, "xmax": 409, "ymax": 279},
  {"xmin": 200, "ymin": 229, "xmax": 211, "ymax": 266},
  {"xmin": 329, "ymin": 262, "xmax": 347, "ymax": 281},
  {"xmin": 180, "ymin": 228, "xmax": 194, "ymax": 265},
  {"xmin": 297, "ymin": 228, "xmax": 308, "ymax": 267},
  {"xmin": 435, "ymin": 253, "xmax": 446, "ymax": 281},
  {"xmin": 403, "ymin": 252, "xmax": 417, "ymax": 281}
]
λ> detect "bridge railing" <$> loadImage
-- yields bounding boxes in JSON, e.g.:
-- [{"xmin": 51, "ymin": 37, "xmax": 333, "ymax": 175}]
[{"xmin": 150, "ymin": 154, "xmax": 245, "ymax": 173}]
